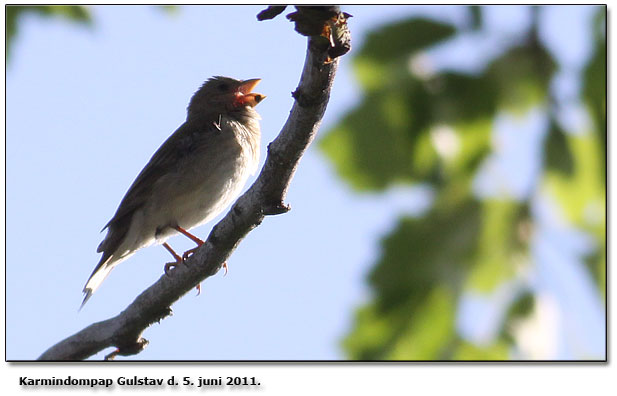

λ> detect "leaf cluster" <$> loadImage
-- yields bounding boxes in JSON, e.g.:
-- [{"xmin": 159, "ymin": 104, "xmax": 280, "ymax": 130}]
[{"xmin": 320, "ymin": 6, "xmax": 606, "ymax": 360}]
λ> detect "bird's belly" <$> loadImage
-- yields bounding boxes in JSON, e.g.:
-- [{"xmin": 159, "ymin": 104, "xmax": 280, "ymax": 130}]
[
  {"xmin": 172, "ymin": 170, "xmax": 247, "ymax": 229},
  {"xmin": 144, "ymin": 151, "xmax": 254, "ymax": 243}
]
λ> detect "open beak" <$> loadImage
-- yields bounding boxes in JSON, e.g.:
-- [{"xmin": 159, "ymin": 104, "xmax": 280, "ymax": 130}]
[{"xmin": 235, "ymin": 78, "xmax": 265, "ymax": 107}]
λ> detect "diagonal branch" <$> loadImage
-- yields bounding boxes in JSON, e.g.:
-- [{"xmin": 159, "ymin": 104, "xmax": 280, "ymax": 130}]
[{"xmin": 38, "ymin": 6, "xmax": 351, "ymax": 361}]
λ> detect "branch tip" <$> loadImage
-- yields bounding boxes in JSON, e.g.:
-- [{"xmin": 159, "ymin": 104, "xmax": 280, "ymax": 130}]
[
  {"xmin": 257, "ymin": 6, "xmax": 287, "ymax": 21},
  {"xmin": 105, "ymin": 338, "xmax": 149, "ymax": 360},
  {"xmin": 262, "ymin": 202, "xmax": 291, "ymax": 216}
]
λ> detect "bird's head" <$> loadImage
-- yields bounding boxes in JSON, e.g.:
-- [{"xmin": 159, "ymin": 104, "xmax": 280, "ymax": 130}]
[{"xmin": 188, "ymin": 76, "xmax": 265, "ymax": 118}]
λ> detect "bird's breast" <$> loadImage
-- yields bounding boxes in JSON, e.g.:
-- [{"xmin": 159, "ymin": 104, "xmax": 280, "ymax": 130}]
[{"xmin": 146, "ymin": 116, "xmax": 260, "ymax": 240}]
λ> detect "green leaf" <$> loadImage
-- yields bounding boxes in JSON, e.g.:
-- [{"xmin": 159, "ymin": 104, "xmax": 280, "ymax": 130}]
[
  {"xmin": 357, "ymin": 18, "xmax": 457, "ymax": 63},
  {"xmin": 342, "ymin": 303, "xmax": 396, "ymax": 360},
  {"xmin": 506, "ymin": 291, "xmax": 535, "ymax": 320},
  {"xmin": 582, "ymin": 7, "xmax": 606, "ymax": 176},
  {"xmin": 587, "ymin": 251, "xmax": 606, "ymax": 299},
  {"xmin": 334, "ymin": 9, "xmax": 603, "ymax": 361},
  {"xmin": 387, "ymin": 286, "xmax": 455, "ymax": 360},
  {"xmin": 343, "ymin": 199, "xmax": 482, "ymax": 359},
  {"xmin": 543, "ymin": 131, "xmax": 605, "ymax": 293},
  {"xmin": 343, "ymin": 289, "xmax": 456, "ymax": 360},
  {"xmin": 452, "ymin": 340, "xmax": 510, "ymax": 360},
  {"xmin": 370, "ymin": 199, "xmax": 481, "ymax": 312},
  {"xmin": 544, "ymin": 119, "xmax": 574, "ymax": 176},
  {"xmin": 468, "ymin": 6, "xmax": 483, "ymax": 30},
  {"xmin": 319, "ymin": 88, "xmax": 419, "ymax": 191},
  {"xmin": 320, "ymin": 16, "xmax": 499, "ymax": 192},
  {"xmin": 426, "ymin": 72, "xmax": 500, "ymax": 123},
  {"xmin": 42, "ymin": 5, "xmax": 91, "ymax": 21},
  {"xmin": 465, "ymin": 200, "xmax": 530, "ymax": 293},
  {"xmin": 442, "ymin": 118, "xmax": 492, "ymax": 178},
  {"xmin": 319, "ymin": 72, "xmax": 496, "ymax": 191},
  {"xmin": 486, "ymin": 44, "xmax": 556, "ymax": 111},
  {"xmin": 544, "ymin": 132, "xmax": 605, "ymax": 229},
  {"xmin": 499, "ymin": 291, "xmax": 535, "ymax": 343},
  {"xmin": 353, "ymin": 19, "xmax": 456, "ymax": 92}
]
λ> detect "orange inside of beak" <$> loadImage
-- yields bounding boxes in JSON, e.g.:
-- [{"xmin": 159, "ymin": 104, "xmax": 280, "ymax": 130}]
[{"xmin": 234, "ymin": 79, "xmax": 265, "ymax": 108}]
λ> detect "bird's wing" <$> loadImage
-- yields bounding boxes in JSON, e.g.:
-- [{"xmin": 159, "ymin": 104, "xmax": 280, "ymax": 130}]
[
  {"xmin": 84, "ymin": 121, "xmax": 213, "ymax": 303},
  {"xmin": 101, "ymin": 121, "xmax": 203, "ymax": 233}
]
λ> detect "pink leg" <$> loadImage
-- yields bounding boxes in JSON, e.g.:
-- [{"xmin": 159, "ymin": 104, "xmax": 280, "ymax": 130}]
[
  {"xmin": 162, "ymin": 242, "xmax": 182, "ymax": 276},
  {"xmin": 174, "ymin": 226, "xmax": 204, "ymax": 245}
]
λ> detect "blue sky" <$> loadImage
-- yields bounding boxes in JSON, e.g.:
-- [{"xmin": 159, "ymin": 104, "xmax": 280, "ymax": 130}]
[{"xmin": 6, "ymin": 5, "xmax": 604, "ymax": 360}]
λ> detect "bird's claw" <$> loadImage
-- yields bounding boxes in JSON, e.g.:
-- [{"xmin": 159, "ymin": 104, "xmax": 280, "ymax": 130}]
[
  {"xmin": 182, "ymin": 247, "xmax": 199, "ymax": 263},
  {"xmin": 164, "ymin": 262, "xmax": 178, "ymax": 276}
]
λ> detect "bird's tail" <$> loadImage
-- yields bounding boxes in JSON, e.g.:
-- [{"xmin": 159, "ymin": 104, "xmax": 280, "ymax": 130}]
[
  {"xmin": 80, "ymin": 289, "xmax": 96, "ymax": 311},
  {"xmin": 80, "ymin": 254, "xmax": 116, "ymax": 310}
]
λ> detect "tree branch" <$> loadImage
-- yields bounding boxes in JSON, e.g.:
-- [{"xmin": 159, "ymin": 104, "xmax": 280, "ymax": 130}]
[{"xmin": 38, "ymin": 7, "xmax": 351, "ymax": 361}]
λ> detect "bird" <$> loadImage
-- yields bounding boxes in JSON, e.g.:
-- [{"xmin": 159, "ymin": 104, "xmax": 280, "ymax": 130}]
[{"xmin": 81, "ymin": 76, "xmax": 265, "ymax": 308}]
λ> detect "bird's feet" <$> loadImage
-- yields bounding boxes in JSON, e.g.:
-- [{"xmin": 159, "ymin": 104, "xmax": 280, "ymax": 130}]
[
  {"xmin": 163, "ymin": 242, "xmax": 184, "ymax": 276},
  {"xmin": 180, "ymin": 246, "xmax": 227, "ymax": 277},
  {"xmin": 164, "ymin": 261, "xmax": 179, "ymax": 276},
  {"xmin": 182, "ymin": 246, "xmax": 200, "ymax": 263},
  {"xmin": 179, "ymin": 247, "xmax": 204, "ymax": 295},
  {"xmin": 176, "ymin": 225, "xmax": 204, "ymax": 264}
]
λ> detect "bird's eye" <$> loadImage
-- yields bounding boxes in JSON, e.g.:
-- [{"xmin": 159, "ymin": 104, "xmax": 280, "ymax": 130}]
[{"xmin": 218, "ymin": 83, "xmax": 229, "ymax": 91}]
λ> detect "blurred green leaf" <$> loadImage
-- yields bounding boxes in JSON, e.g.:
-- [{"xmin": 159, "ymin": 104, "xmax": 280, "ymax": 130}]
[
  {"xmin": 354, "ymin": 19, "xmax": 456, "ymax": 91},
  {"xmin": 321, "ymin": 14, "xmax": 501, "ymax": 193},
  {"xmin": 426, "ymin": 72, "xmax": 499, "ymax": 123},
  {"xmin": 443, "ymin": 118, "xmax": 492, "ymax": 177},
  {"xmin": 370, "ymin": 199, "xmax": 481, "ymax": 311},
  {"xmin": 319, "ymin": 87, "xmax": 419, "ymax": 191},
  {"xmin": 544, "ymin": 119, "xmax": 574, "ymax": 176},
  {"xmin": 486, "ymin": 44, "xmax": 556, "ymax": 111},
  {"xmin": 544, "ymin": 131, "xmax": 605, "ymax": 292},
  {"xmin": 452, "ymin": 340, "xmax": 510, "ymax": 360},
  {"xmin": 328, "ymin": 8, "xmax": 603, "ymax": 361},
  {"xmin": 587, "ymin": 251, "xmax": 606, "ymax": 299},
  {"xmin": 506, "ymin": 291, "xmax": 535, "ymax": 319},
  {"xmin": 499, "ymin": 291, "xmax": 535, "ymax": 343},
  {"xmin": 344, "ymin": 199, "xmax": 481, "ymax": 359},
  {"xmin": 468, "ymin": 6, "xmax": 482, "ymax": 30},
  {"xmin": 466, "ymin": 200, "xmax": 529, "ymax": 292},
  {"xmin": 358, "ymin": 18, "xmax": 456, "ymax": 63},
  {"xmin": 544, "ymin": 132, "xmax": 605, "ymax": 229},
  {"xmin": 342, "ymin": 303, "xmax": 395, "ymax": 360},
  {"xmin": 582, "ymin": 7, "xmax": 606, "ymax": 176},
  {"xmin": 157, "ymin": 5, "xmax": 179, "ymax": 14},
  {"xmin": 6, "ymin": 5, "xmax": 91, "ymax": 60},
  {"xmin": 320, "ymin": 72, "xmax": 496, "ymax": 191},
  {"xmin": 387, "ymin": 286, "xmax": 455, "ymax": 359}
]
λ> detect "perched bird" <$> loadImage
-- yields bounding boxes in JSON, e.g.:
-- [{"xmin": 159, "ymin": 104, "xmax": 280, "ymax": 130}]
[{"xmin": 82, "ymin": 76, "xmax": 265, "ymax": 308}]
